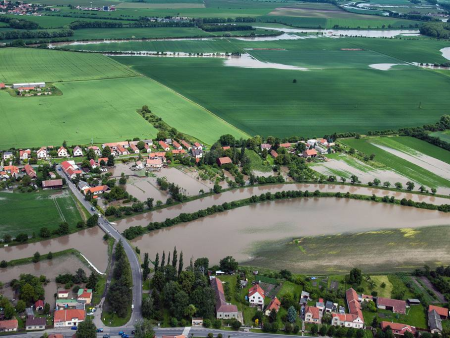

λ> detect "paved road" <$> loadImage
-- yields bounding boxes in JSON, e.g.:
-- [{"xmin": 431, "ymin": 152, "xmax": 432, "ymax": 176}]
[
  {"xmin": 58, "ymin": 165, "xmax": 143, "ymax": 326},
  {"xmin": 4, "ymin": 327, "xmax": 311, "ymax": 338}
]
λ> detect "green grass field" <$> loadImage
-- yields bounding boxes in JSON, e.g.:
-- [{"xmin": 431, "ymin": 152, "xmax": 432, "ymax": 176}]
[
  {"xmin": 430, "ymin": 130, "xmax": 450, "ymax": 143},
  {"xmin": 0, "ymin": 48, "xmax": 138, "ymax": 83},
  {"xmin": 245, "ymin": 226, "xmax": 450, "ymax": 274},
  {"xmin": 340, "ymin": 137, "xmax": 450, "ymax": 188},
  {"xmin": 115, "ymin": 55, "xmax": 450, "ymax": 138},
  {"xmin": 0, "ymin": 190, "xmax": 83, "ymax": 237}
]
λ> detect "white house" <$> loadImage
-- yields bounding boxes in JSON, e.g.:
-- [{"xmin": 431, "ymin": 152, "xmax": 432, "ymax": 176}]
[
  {"xmin": 3, "ymin": 152, "xmax": 13, "ymax": 161},
  {"xmin": 20, "ymin": 149, "xmax": 31, "ymax": 160},
  {"xmin": 73, "ymin": 146, "xmax": 83, "ymax": 157},
  {"xmin": 54, "ymin": 309, "xmax": 86, "ymax": 328},
  {"xmin": 57, "ymin": 290, "xmax": 69, "ymax": 299},
  {"xmin": 248, "ymin": 284, "xmax": 265, "ymax": 307},
  {"xmin": 37, "ymin": 147, "xmax": 48, "ymax": 159},
  {"xmin": 57, "ymin": 147, "xmax": 69, "ymax": 158},
  {"xmin": 87, "ymin": 146, "xmax": 101, "ymax": 156},
  {"xmin": 331, "ymin": 313, "xmax": 364, "ymax": 329}
]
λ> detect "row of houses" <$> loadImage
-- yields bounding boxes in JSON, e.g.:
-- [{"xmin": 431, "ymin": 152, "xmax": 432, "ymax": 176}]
[{"xmin": 260, "ymin": 138, "xmax": 334, "ymax": 160}]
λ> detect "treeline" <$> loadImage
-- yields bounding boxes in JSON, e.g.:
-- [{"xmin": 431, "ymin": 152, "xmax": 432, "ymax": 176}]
[
  {"xmin": 0, "ymin": 17, "xmax": 40, "ymax": 30},
  {"xmin": 0, "ymin": 29, "xmax": 73, "ymax": 40},
  {"xmin": 131, "ymin": 20, "xmax": 195, "ymax": 28},
  {"xmin": 122, "ymin": 190, "xmax": 450, "ymax": 240},
  {"xmin": 414, "ymin": 266, "xmax": 450, "ymax": 300},
  {"xmin": 199, "ymin": 24, "xmax": 254, "ymax": 32},
  {"xmin": 69, "ymin": 20, "xmax": 123, "ymax": 29},
  {"xmin": 420, "ymin": 22, "xmax": 450, "ymax": 39},
  {"xmin": 195, "ymin": 17, "xmax": 256, "ymax": 24},
  {"xmin": 106, "ymin": 241, "xmax": 132, "ymax": 318}
]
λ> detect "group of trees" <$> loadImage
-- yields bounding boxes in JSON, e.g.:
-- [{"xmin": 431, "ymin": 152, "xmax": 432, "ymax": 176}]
[
  {"xmin": 414, "ymin": 266, "xmax": 450, "ymax": 301},
  {"xmin": 106, "ymin": 241, "xmax": 132, "ymax": 318},
  {"xmin": 10, "ymin": 274, "xmax": 45, "ymax": 306},
  {"xmin": 156, "ymin": 177, "xmax": 186, "ymax": 202},
  {"xmin": 0, "ymin": 17, "xmax": 40, "ymax": 29},
  {"xmin": 143, "ymin": 255, "xmax": 215, "ymax": 326},
  {"xmin": 69, "ymin": 20, "xmax": 123, "ymax": 29},
  {"xmin": 0, "ymin": 29, "xmax": 73, "ymax": 41},
  {"xmin": 55, "ymin": 268, "xmax": 98, "ymax": 290},
  {"xmin": 199, "ymin": 24, "xmax": 254, "ymax": 32},
  {"xmin": 420, "ymin": 22, "xmax": 450, "ymax": 39}
]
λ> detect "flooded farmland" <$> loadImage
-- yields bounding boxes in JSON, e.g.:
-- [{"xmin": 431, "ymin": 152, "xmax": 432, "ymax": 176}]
[
  {"xmin": 131, "ymin": 197, "xmax": 450, "ymax": 265},
  {"xmin": 116, "ymin": 183, "xmax": 450, "ymax": 229},
  {"xmin": 0, "ymin": 227, "xmax": 108, "ymax": 272},
  {"xmin": 0, "ymin": 255, "xmax": 87, "ymax": 310}
]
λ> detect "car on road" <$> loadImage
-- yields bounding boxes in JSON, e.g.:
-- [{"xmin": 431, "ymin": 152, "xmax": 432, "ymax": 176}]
[
  {"xmin": 103, "ymin": 335, "xmax": 110, "ymax": 338},
  {"xmin": 97, "ymin": 328, "xmax": 104, "ymax": 332},
  {"xmin": 91, "ymin": 207, "xmax": 96, "ymax": 211},
  {"xmin": 71, "ymin": 326, "xmax": 77, "ymax": 330},
  {"xmin": 119, "ymin": 331, "xmax": 124, "ymax": 336}
]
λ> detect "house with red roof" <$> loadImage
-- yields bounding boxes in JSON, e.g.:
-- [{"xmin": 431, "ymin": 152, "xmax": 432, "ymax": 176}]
[
  {"xmin": 24, "ymin": 164, "xmax": 36, "ymax": 179},
  {"xmin": 34, "ymin": 300, "xmax": 44, "ymax": 311},
  {"xmin": 211, "ymin": 277, "xmax": 241, "ymax": 321},
  {"xmin": 173, "ymin": 141, "xmax": 182, "ymax": 150},
  {"xmin": 331, "ymin": 288, "xmax": 365, "ymax": 328},
  {"xmin": 261, "ymin": 143, "xmax": 271, "ymax": 151},
  {"xmin": 279, "ymin": 143, "xmax": 291, "ymax": 148},
  {"xmin": 77, "ymin": 288, "xmax": 93, "ymax": 304},
  {"xmin": 222, "ymin": 146, "xmax": 230, "ymax": 150},
  {"xmin": 249, "ymin": 284, "xmax": 265, "ymax": 307},
  {"xmin": 116, "ymin": 145, "xmax": 129, "ymax": 156},
  {"xmin": 304, "ymin": 306, "xmax": 321, "ymax": 324},
  {"xmin": 181, "ymin": 140, "xmax": 192, "ymax": 150},
  {"xmin": 0, "ymin": 83, "xmax": 5, "ymax": 89},
  {"xmin": 57, "ymin": 147, "xmax": 68, "ymax": 158},
  {"xmin": 57, "ymin": 290, "xmax": 69, "ymax": 299},
  {"xmin": 37, "ymin": 147, "xmax": 48, "ymax": 159},
  {"xmin": 20, "ymin": 149, "xmax": 31, "ymax": 160},
  {"xmin": 380, "ymin": 322, "xmax": 416, "ymax": 336},
  {"xmin": 265, "ymin": 297, "xmax": 281, "ymax": 316},
  {"xmin": 193, "ymin": 142, "xmax": 202, "ymax": 150},
  {"xmin": 3, "ymin": 166, "xmax": 19, "ymax": 178},
  {"xmin": 217, "ymin": 157, "xmax": 232, "ymax": 166},
  {"xmin": 158, "ymin": 141, "xmax": 170, "ymax": 151},
  {"xmin": 377, "ymin": 297, "xmax": 407, "ymax": 314},
  {"xmin": 54, "ymin": 309, "xmax": 86, "ymax": 327},
  {"xmin": 0, "ymin": 319, "xmax": 18, "ymax": 332},
  {"xmin": 84, "ymin": 186, "xmax": 109, "ymax": 196},
  {"xmin": 270, "ymin": 149, "xmax": 278, "ymax": 158},
  {"xmin": 146, "ymin": 158, "xmax": 163, "ymax": 169},
  {"xmin": 303, "ymin": 149, "xmax": 317, "ymax": 158},
  {"xmin": 172, "ymin": 149, "xmax": 186, "ymax": 155},
  {"xmin": 87, "ymin": 146, "xmax": 101, "ymax": 156},
  {"xmin": 129, "ymin": 143, "xmax": 139, "ymax": 154},
  {"xmin": 429, "ymin": 305, "xmax": 448, "ymax": 319}
]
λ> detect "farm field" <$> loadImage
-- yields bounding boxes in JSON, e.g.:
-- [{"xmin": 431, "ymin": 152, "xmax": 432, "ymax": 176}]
[
  {"xmin": 245, "ymin": 225, "xmax": 450, "ymax": 274},
  {"xmin": 0, "ymin": 190, "xmax": 84, "ymax": 237},
  {"xmin": 339, "ymin": 137, "xmax": 450, "ymax": 190},
  {"xmin": 0, "ymin": 48, "xmax": 138, "ymax": 83},
  {"xmin": 430, "ymin": 130, "xmax": 450, "ymax": 143},
  {"xmin": 115, "ymin": 55, "xmax": 450, "ymax": 138},
  {"xmin": 0, "ymin": 75, "xmax": 247, "ymax": 149}
]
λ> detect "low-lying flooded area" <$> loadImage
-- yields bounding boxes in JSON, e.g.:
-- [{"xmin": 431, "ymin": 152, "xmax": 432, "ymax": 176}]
[
  {"xmin": 131, "ymin": 197, "xmax": 450, "ymax": 266},
  {"xmin": 224, "ymin": 53, "xmax": 308, "ymax": 70},
  {"xmin": 116, "ymin": 183, "xmax": 450, "ymax": 230},
  {"xmin": 0, "ymin": 227, "xmax": 108, "ymax": 272},
  {"xmin": 0, "ymin": 255, "xmax": 87, "ymax": 310}
]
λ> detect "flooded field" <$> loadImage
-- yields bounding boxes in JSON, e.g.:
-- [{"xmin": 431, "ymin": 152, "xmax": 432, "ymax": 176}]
[
  {"xmin": 0, "ymin": 227, "xmax": 108, "ymax": 272},
  {"xmin": 369, "ymin": 63, "xmax": 404, "ymax": 71},
  {"xmin": 116, "ymin": 183, "xmax": 450, "ymax": 230},
  {"xmin": 131, "ymin": 198, "xmax": 450, "ymax": 265},
  {"xmin": 224, "ymin": 53, "xmax": 308, "ymax": 70},
  {"xmin": 0, "ymin": 255, "xmax": 87, "ymax": 310},
  {"xmin": 253, "ymin": 27, "xmax": 420, "ymax": 38},
  {"xmin": 441, "ymin": 47, "xmax": 450, "ymax": 61}
]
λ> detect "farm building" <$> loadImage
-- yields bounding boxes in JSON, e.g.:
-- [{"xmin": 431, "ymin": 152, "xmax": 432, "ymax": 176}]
[
  {"xmin": 211, "ymin": 277, "xmax": 240, "ymax": 321},
  {"xmin": 181, "ymin": 140, "xmax": 192, "ymax": 150},
  {"xmin": 0, "ymin": 319, "xmax": 18, "ymax": 332},
  {"xmin": 42, "ymin": 179, "xmax": 63, "ymax": 189},
  {"xmin": 159, "ymin": 141, "xmax": 170, "ymax": 151},
  {"xmin": 380, "ymin": 322, "xmax": 416, "ymax": 336},
  {"xmin": 173, "ymin": 141, "xmax": 182, "ymax": 150},
  {"xmin": 429, "ymin": 305, "xmax": 448, "ymax": 319},
  {"xmin": 303, "ymin": 149, "xmax": 317, "ymax": 158},
  {"xmin": 13, "ymin": 82, "xmax": 45, "ymax": 89},
  {"xmin": 428, "ymin": 309, "xmax": 443, "ymax": 333},
  {"xmin": 24, "ymin": 164, "xmax": 36, "ymax": 179},
  {"xmin": 25, "ymin": 316, "xmax": 46, "ymax": 331},
  {"xmin": 346, "ymin": 288, "xmax": 364, "ymax": 327},
  {"xmin": 377, "ymin": 297, "xmax": 407, "ymax": 314},
  {"xmin": 217, "ymin": 157, "xmax": 232, "ymax": 166}
]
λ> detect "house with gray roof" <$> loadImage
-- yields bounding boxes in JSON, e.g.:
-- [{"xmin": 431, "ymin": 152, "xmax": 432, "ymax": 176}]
[{"xmin": 429, "ymin": 309, "xmax": 443, "ymax": 333}]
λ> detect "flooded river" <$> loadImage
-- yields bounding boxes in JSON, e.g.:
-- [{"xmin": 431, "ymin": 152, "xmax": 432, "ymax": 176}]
[
  {"xmin": 0, "ymin": 227, "xmax": 108, "ymax": 272},
  {"xmin": 116, "ymin": 183, "xmax": 450, "ymax": 229},
  {"xmin": 131, "ymin": 198, "xmax": 450, "ymax": 264}
]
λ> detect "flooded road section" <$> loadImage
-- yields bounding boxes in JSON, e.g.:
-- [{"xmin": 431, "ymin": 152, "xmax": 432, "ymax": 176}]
[
  {"xmin": 0, "ymin": 227, "xmax": 108, "ymax": 272},
  {"xmin": 131, "ymin": 198, "xmax": 450, "ymax": 264},
  {"xmin": 0, "ymin": 256, "xmax": 87, "ymax": 310},
  {"xmin": 116, "ymin": 183, "xmax": 450, "ymax": 229}
]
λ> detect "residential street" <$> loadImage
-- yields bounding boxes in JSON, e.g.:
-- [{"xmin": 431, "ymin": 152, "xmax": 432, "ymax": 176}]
[{"xmin": 58, "ymin": 165, "xmax": 143, "ymax": 327}]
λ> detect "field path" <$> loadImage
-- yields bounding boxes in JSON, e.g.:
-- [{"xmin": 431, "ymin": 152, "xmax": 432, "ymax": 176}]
[
  {"xmin": 418, "ymin": 276, "xmax": 446, "ymax": 303},
  {"xmin": 371, "ymin": 143, "xmax": 450, "ymax": 181}
]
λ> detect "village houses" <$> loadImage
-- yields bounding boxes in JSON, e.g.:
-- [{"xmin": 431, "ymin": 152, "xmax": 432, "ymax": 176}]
[
  {"xmin": 54, "ymin": 309, "xmax": 86, "ymax": 328},
  {"xmin": 73, "ymin": 146, "xmax": 83, "ymax": 157},
  {"xmin": 210, "ymin": 277, "xmax": 241, "ymax": 321},
  {"xmin": 248, "ymin": 284, "xmax": 265, "ymax": 307},
  {"xmin": 57, "ymin": 147, "xmax": 69, "ymax": 158}
]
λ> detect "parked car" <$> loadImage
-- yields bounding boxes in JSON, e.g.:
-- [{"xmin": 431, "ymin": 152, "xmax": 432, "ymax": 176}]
[
  {"xmin": 103, "ymin": 335, "xmax": 110, "ymax": 338},
  {"xmin": 71, "ymin": 326, "xmax": 77, "ymax": 330},
  {"xmin": 119, "ymin": 331, "xmax": 124, "ymax": 336},
  {"xmin": 97, "ymin": 328, "xmax": 104, "ymax": 332}
]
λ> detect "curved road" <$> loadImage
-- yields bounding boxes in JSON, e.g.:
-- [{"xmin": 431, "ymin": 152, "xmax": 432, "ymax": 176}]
[{"xmin": 58, "ymin": 165, "xmax": 142, "ymax": 326}]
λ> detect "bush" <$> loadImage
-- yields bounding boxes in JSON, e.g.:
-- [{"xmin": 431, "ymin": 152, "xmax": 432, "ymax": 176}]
[
  {"xmin": 170, "ymin": 317, "xmax": 178, "ymax": 327},
  {"xmin": 203, "ymin": 319, "xmax": 211, "ymax": 328},
  {"xmin": 0, "ymin": 260, "xmax": 7, "ymax": 268},
  {"xmin": 213, "ymin": 319, "xmax": 222, "ymax": 329}
]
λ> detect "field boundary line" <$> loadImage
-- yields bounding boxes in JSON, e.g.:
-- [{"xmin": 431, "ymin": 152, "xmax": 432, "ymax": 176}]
[
  {"xmin": 140, "ymin": 75, "xmax": 251, "ymax": 140},
  {"xmin": 53, "ymin": 198, "xmax": 66, "ymax": 223}
]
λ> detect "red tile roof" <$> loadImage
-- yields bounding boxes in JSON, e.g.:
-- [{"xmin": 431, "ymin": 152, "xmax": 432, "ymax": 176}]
[
  {"xmin": 305, "ymin": 306, "xmax": 321, "ymax": 319},
  {"xmin": 280, "ymin": 143, "xmax": 291, "ymax": 148},
  {"xmin": 24, "ymin": 164, "xmax": 36, "ymax": 178},
  {"xmin": 181, "ymin": 140, "xmax": 191, "ymax": 149},
  {"xmin": 346, "ymin": 288, "xmax": 364, "ymax": 321},
  {"xmin": 267, "ymin": 297, "xmax": 281, "ymax": 312},
  {"xmin": 304, "ymin": 149, "xmax": 317, "ymax": 156},
  {"xmin": 35, "ymin": 300, "xmax": 44, "ymax": 308},
  {"xmin": 42, "ymin": 179, "xmax": 63, "ymax": 188},
  {"xmin": 249, "ymin": 284, "xmax": 265, "ymax": 298},
  {"xmin": 222, "ymin": 146, "xmax": 230, "ymax": 150},
  {"xmin": 159, "ymin": 141, "xmax": 170, "ymax": 149},
  {"xmin": 429, "ymin": 305, "xmax": 448, "ymax": 318},
  {"xmin": 54, "ymin": 309, "xmax": 86, "ymax": 323},
  {"xmin": 0, "ymin": 319, "xmax": 18, "ymax": 330},
  {"xmin": 377, "ymin": 297, "xmax": 407, "ymax": 314},
  {"xmin": 172, "ymin": 149, "xmax": 186, "ymax": 155},
  {"xmin": 0, "ymin": 83, "xmax": 5, "ymax": 89},
  {"xmin": 270, "ymin": 149, "xmax": 278, "ymax": 158},
  {"xmin": 172, "ymin": 141, "xmax": 182, "ymax": 149},
  {"xmin": 381, "ymin": 321, "xmax": 416, "ymax": 335},
  {"xmin": 217, "ymin": 157, "xmax": 232, "ymax": 166},
  {"xmin": 211, "ymin": 278, "xmax": 238, "ymax": 314}
]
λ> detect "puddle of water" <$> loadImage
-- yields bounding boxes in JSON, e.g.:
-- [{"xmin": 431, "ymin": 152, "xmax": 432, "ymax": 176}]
[
  {"xmin": 441, "ymin": 47, "xmax": 450, "ymax": 61},
  {"xmin": 369, "ymin": 63, "xmax": 402, "ymax": 70},
  {"xmin": 235, "ymin": 33, "xmax": 311, "ymax": 41},
  {"xmin": 131, "ymin": 198, "xmax": 450, "ymax": 265},
  {"xmin": 224, "ymin": 53, "xmax": 308, "ymax": 71}
]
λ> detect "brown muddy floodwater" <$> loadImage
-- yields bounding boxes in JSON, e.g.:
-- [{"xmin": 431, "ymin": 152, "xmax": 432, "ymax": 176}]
[
  {"xmin": 0, "ymin": 227, "xmax": 108, "ymax": 272},
  {"xmin": 117, "ymin": 183, "xmax": 450, "ymax": 230},
  {"xmin": 0, "ymin": 256, "xmax": 87, "ymax": 310},
  {"xmin": 131, "ymin": 197, "xmax": 450, "ymax": 265}
]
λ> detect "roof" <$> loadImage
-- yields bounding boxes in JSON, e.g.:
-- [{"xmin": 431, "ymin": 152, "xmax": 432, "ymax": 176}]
[
  {"xmin": 211, "ymin": 277, "xmax": 238, "ymax": 314},
  {"xmin": 42, "ymin": 179, "xmax": 63, "ymax": 188},
  {"xmin": 54, "ymin": 309, "xmax": 86, "ymax": 323},
  {"xmin": 0, "ymin": 83, "xmax": 5, "ymax": 88},
  {"xmin": 77, "ymin": 288, "xmax": 92, "ymax": 298},
  {"xmin": 280, "ymin": 143, "xmax": 291, "ymax": 148},
  {"xmin": 381, "ymin": 321, "xmax": 416, "ymax": 335},
  {"xmin": 146, "ymin": 158, "xmax": 162, "ymax": 166},
  {"xmin": 173, "ymin": 141, "xmax": 181, "ymax": 148},
  {"xmin": 172, "ymin": 149, "xmax": 186, "ymax": 155},
  {"xmin": 181, "ymin": 140, "xmax": 191, "ymax": 149},
  {"xmin": 192, "ymin": 148, "xmax": 202, "ymax": 156},
  {"xmin": 217, "ymin": 157, "xmax": 232, "ymax": 166},
  {"xmin": 73, "ymin": 146, "xmax": 82, "ymax": 152},
  {"xmin": 249, "ymin": 284, "xmax": 265, "ymax": 298},
  {"xmin": 162, "ymin": 335, "xmax": 186, "ymax": 338},
  {"xmin": 304, "ymin": 149, "xmax": 318, "ymax": 156},
  {"xmin": 85, "ymin": 185, "xmax": 108, "ymax": 194},
  {"xmin": 332, "ymin": 313, "xmax": 360, "ymax": 323},
  {"xmin": 429, "ymin": 305, "xmax": 448, "ymax": 317},
  {"xmin": 159, "ymin": 140, "xmax": 170, "ymax": 149},
  {"xmin": 194, "ymin": 142, "xmax": 201, "ymax": 147},
  {"xmin": 60, "ymin": 161, "xmax": 73, "ymax": 172},
  {"xmin": 58, "ymin": 290, "xmax": 69, "ymax": 294},
  {"xmin": 377, "ymin": 297, "xmax": 407, "ymax": 314},
  {"xmin": 266, "ymin": 297, "xmax": 281, "ymax": 312},
  {"xmin": 117, "ymin": 145, "xmax": 127, "ymax": 153},
  {"xmin": 49, "ymin": 334, "xmax": 64, "ymax": 338},
  {"xmin": 24, "ymin": 164, "xmax": 36, "ymax": 178},
  {"xmin": 428, "ymin": 309, "xmax": 443, "ymax": 332},
  {"xmin": 305, "ymin": 306, "xmax": 321, "ymax": 319},
  {"xmin": 149, "ymin": 152, "xmax": 166, "ymax": 158},
  {"xmin": 261, "ymin": 143, "xmax": 271, "ymax": 149},
  {"xmin": 35, "ymin": 300, "xmax": 44, "ymax": 307},
  {"xmin": 270, "ymin": 149, "xmax": 278, "ymax": 158},
  {"xmin": 346, "ymin": 288, "xmax": 364, "ymax": 321},
  {"xmin": 26, "ymin": 316, "xmax": 46, "ymax": 326},
  {"xmin": 58, "ymin": 146, "xmax": 67, "ymax": 153},
  {"xmin": 0, "ymin": 319, "xmax": 18, "ymax": 330}
]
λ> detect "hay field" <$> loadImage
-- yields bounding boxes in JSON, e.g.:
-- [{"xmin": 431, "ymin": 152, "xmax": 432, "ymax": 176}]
[{"xmin": 0, "ymin": 48, "xmax": 138, "ymax": 83}]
